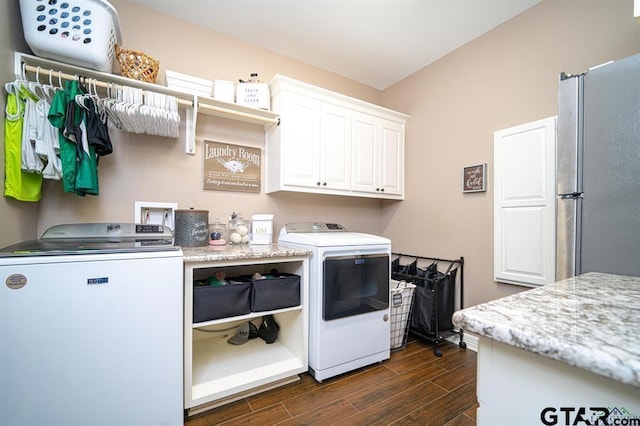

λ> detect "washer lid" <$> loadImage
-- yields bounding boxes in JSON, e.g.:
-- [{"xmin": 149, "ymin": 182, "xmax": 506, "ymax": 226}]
[{"xmin": 0, "ymin": 223, "xmax": 178, "ymax": 257}]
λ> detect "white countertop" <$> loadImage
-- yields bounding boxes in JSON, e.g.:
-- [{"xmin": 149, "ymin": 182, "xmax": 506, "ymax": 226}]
[
  {"xmin": 452, "ymin": 272, "xmax": 640, "ymax": 388},
  {"xmin": 181, "ymin": 243, "xmax": 311, "ymax": 263}
]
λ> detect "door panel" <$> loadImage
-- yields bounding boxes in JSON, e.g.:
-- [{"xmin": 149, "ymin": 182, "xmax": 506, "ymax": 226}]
[{"xmin": 494, "ymin": 117, "xmax": 557, "ymax": 286}]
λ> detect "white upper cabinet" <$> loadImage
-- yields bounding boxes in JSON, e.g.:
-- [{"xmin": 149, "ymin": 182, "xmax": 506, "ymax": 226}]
[
  {"xmin": 266, "ymin": 75, "xmax": 408, "ymax": 199},
  {"xmin": 320, "ymin": 103, "xmax": 352, "ymax": 191},
  {"xmin": 270, "ymin": 91, "xmax": 322, "ymax": 190},
  {"xmin": 351, "ymin": 114, "xmax": 405, "ymax": 197},
  {"xmin": 494, "ymin": 116, "xmax": 557, "ymax": 286},
  {"xmin": 351, "ymin": 112, "xmax": 378, "ymax": 194},
  {"xmin": 378, "ymin": 118, "xmax": 404, "ymax": 196}
]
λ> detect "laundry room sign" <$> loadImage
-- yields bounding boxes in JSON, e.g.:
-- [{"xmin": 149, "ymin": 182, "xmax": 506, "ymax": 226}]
[{"xmin": 203, "ymin": 141, "xmax": 261, "ymax": 193}]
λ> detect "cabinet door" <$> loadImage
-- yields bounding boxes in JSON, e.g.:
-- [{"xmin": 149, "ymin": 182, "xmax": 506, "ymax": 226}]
[
  {"xmin": 280, "ymin": 92, "xmax": 322, "ymax": 188},
  {"xmin": 351, "ymin": 112, "xmax": 379, "ymax": 193},
  {"xmin": 494, "ymin": 116, "xmax": 556, "ymax": 286},
  {"xmin": 320, "ymin": 103, "xmax": 351, "ymax": 190},
  {"xmin": 379, "ymin": 119, "xmax": 404, "ymax": 196}
]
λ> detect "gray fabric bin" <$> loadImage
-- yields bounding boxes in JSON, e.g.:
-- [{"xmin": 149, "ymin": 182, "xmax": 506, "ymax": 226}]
[
  {"xmin": 250, "ymin": 273, "xmax": 301, "ymax": 312},
  {"xmin": 193, "ymin": 282, "xmax": 251, "ymax": 322}
]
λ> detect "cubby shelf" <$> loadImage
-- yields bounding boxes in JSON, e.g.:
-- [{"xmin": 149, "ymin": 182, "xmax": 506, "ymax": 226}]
[{"xmin": 183, "ymin": 254, "xmax": 309, "ymax": 416}]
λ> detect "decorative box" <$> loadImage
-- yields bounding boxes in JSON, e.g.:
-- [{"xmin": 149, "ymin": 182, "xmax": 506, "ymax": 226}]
[
  {"xmin": 250, "ymin": 214, "xmax": 273, "ymax": 245},
  {"xmin": 236, "ymin": 82, "xmax": 270, "ymax": 110},
  {"xmin": 165, "ymin": 70, "xmax": 213, "ymax": 97},
  {"xmin": 213, "ymin": 80, "xmax": 235, "ymax": 103}
]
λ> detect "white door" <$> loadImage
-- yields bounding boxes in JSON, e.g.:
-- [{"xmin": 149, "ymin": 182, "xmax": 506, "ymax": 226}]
[
  {"xmin": 379, "ymin": 119, "xmax": 404, "ymax": 196},
  {"xmin": 494, "ymin": 116, "xmax": 556, "ymax": 286},
  {"xmin": 351, "ymin": 112, "xmax": 379, "ymax": 193},
  {"xmin": 320, "ymin": 103, "xmax": 351, "ymax": 190},
  {"xmin": 280, "ymin": 91, "xmax": 322, "ymax": 188}
]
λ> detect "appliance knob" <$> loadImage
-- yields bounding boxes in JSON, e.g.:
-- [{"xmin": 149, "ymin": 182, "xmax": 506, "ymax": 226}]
[{"xmin": 106, "ymin": 223, "xmax": 121, "ymax": 233}]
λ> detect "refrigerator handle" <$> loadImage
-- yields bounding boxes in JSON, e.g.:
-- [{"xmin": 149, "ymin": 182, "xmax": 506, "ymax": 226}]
[
  {"xmin": 557, "ymin": 74, "xmax": 583, "ymax": 195},
  {"xmin": 559, "ymin": 192, "xmax": 584, "ymax": 199}
]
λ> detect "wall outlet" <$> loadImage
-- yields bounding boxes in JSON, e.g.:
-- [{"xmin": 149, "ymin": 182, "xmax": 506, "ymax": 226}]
[{"xmin": 134, "ymin": 201, "xmax": 179, "ymax": 231}]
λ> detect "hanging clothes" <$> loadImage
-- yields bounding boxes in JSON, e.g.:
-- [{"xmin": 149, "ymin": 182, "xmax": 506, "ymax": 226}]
[
  {"xmin": 4, "ymin": 83, "xmax": 42, "ymax": 201},
  {"xmin": 35, "ymin": 85, "xmax": 63, "ymax": 181},
  {"xmin": 48, "ymin": 84, "xmax": 75, "ymax": 193},
  {"xmin": 20, "ymin": 84, "xmax": 44, "ymax": 174},
  {"xmin": 48, "ymin": 80, "xmax": 99, "ymax": 196},
  {"xmin": 81, "ymin": 96, "xmax": 113, "ymax": 160}
]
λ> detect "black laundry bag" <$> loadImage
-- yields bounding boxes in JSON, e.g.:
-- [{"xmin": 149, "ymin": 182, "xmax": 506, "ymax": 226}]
[
  {"xmin": 409, "ymin": 267, "xmax": 457, "ymax": 334},
  {"xmin": 391, "ymin": 257, "xmax": 417, "ymax": 281}
]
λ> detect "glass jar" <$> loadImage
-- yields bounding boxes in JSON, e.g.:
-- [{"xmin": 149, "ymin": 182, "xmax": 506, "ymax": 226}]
[
  {"xmin": 208, "ymin": 218, "xmax": 227, "ymax": 246},
  {"xmin": 228, "ymin": 214, "xmax": 251, "ymax": 245}
]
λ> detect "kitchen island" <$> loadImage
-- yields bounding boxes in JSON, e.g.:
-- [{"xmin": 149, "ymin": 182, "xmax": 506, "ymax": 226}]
[
  {"xmin": 452, "ymin": 272, "xmax": 640, "ymax": 425},
  {"xmin": 182, "ymin": 244, "xmax": 311, "ymax": 415}
]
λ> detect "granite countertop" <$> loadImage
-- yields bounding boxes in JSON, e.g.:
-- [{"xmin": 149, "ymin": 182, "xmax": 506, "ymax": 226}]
[
  {"xmin": 181, "ymin": 243, "xmax": 311, "ymax": 263},
  {"xmin": 452, "ymin": 272, "xmax": 640, "ymax": 388}
]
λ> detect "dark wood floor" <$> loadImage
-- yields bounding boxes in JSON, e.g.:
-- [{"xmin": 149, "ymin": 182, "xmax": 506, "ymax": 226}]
[{"xmin": 185, "ymin": 338, "xmax": 478, "ymax": 425}]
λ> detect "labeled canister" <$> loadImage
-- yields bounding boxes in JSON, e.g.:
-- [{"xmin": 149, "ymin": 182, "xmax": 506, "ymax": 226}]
[{"xmin": 174, "ymin": 209, "xmax": 209, "ymax": 247}]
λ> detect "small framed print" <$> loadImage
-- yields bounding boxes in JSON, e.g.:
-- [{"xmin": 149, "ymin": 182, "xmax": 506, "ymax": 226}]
[{"xmin": 462, "ymin": 164, "xmax": 487, "ymax": 193}]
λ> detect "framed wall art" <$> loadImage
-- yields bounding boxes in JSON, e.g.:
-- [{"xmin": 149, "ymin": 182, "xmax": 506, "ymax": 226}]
[
  {"xmin": 462, "ymin": 163, "xmax": 487, "ymax": 193},
  {"xmin": 203, "ymin": 140, "xmax": 261, "ymax": 193}
]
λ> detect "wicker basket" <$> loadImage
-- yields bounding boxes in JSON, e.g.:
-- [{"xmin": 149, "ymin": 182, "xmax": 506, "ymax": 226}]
[{"xmin": 115, "ymin": 45, "xmax": 159, "ymax": 83}]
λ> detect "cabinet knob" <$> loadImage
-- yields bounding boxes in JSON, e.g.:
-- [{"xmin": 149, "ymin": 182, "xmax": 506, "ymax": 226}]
[
  {"xmin": 316, "ymin": 182, "xmax": 321, "ymax": 186},
  {"xmin": 322, "ymin": 182, "xmax": 327, "ymax": 187},
  {"xmin": 380, "ymin": 188, "xmax": 384, "ymax": 192},
  {"xmin": 376, "ymin": 188, "xmax": 380, "ymax": 192}
]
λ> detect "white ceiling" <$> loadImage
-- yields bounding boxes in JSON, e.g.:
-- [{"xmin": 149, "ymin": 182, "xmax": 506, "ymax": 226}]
[{"xmin": 129, "ymin": 0, "xmax": 541, "ymax": 90}]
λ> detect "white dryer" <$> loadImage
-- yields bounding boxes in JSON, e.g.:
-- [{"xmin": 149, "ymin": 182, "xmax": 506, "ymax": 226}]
[{"xmin": 278, "ymin": 222, "xmax": 391, "ymax": 382}]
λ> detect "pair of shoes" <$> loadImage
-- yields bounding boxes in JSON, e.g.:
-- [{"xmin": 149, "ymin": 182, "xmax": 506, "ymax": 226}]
[
  {"xmin": 258, "ymin": 314, "xmax": 279, "ymax": 344},
  {"xmin": 226, "ymin": 315, "xmax": 280, "ymax": 345}
]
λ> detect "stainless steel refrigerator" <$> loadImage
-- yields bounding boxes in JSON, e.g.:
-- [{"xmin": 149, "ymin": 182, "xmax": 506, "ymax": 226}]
[{"xmin": 557, "ymin": 53, "xmax": 640, "ymax": 280}]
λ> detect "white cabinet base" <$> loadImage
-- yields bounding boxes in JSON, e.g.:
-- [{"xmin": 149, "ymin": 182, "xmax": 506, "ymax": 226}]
[
  {"xmin": 477, "ymin": 337, "xmax": 640, "ymax": 426},
  {"xmin": 188, "ymin": 376, "xmax": 300, "ymax": 416},
  {"xmin": 184, "ymin": 257, "xmax": 309, "ymax": 414}
]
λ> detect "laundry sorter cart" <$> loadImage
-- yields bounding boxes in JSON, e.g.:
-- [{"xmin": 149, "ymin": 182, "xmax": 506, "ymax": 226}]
[
  {"xmin": 391, "ymin": 253, "xmax": 465, "ymax": 357},
  {"xmin": 390, "ymin": 279, "xmax": 416, "ymax": 350}
]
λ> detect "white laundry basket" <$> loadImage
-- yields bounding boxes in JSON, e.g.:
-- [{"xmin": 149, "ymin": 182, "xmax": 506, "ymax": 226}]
[
  {"xmin": 19, "ymin": 0, "xmax": 122, "ymax": 72},
  {"xmin": 390, "ymin": 280, "xmax": 416, "ymax": 350}
]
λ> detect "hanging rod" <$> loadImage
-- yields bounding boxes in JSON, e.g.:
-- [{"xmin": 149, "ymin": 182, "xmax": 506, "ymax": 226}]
[
  {"xmin": 21, "ymin": 64, "xmax": 193, "ymax": 107},
  {"xmin": 15, "ymin": 52, "xmax": 280, "ymax": 154}
]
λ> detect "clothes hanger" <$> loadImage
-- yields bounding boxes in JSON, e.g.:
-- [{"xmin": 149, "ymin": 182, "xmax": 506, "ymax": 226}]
[
  {"xmin": 28, "ymin": 66, "xmax": 46, "ymax": 99},
  {"xmin": 16, "ymin": 62, "xmax": 39, "ymax": 100}
]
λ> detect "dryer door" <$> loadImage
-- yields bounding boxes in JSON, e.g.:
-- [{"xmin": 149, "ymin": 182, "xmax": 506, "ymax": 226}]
[{"xmin": 323, "ymin": 253, "xmax": 389, "ymax": 320}]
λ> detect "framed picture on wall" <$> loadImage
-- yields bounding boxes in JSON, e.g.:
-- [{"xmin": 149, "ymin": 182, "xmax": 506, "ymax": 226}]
[
  {"xmin": 203, "ymin": 140, "xmax": 261, "ymax": 193},
  {"xmin": 462, "ymin": 163, "xmax": 487, "ymax": 193}
]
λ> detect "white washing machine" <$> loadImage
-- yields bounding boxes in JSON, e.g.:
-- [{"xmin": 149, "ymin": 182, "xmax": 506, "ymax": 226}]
[
  {"xmin": 0, "ymin": 223, "xmax": 184, "ymax": 425},
  {"xmin": 278, "ymin": 222, "xmax": 391, "ymax": 382}
]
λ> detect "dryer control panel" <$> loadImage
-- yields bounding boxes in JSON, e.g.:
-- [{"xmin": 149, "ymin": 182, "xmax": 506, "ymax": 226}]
[{"xmin": 281, "ymin": 222, "xmax": 347, "ymax": 233}]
